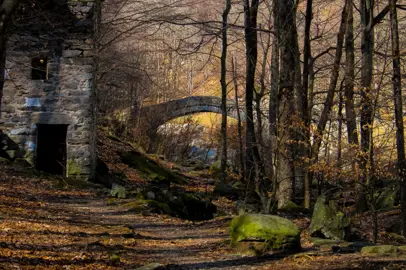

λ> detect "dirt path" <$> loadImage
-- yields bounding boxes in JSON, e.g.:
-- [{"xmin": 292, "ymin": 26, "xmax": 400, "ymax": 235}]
[{"xmin": 0, "ymin": 165, "xmax": 405, "ymax": 270}]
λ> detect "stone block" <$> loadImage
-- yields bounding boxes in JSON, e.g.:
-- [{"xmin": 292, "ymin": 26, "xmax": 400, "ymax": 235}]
[{"xmin": 62, "ymin": 50, "xmax": 83, "ymax": 58}]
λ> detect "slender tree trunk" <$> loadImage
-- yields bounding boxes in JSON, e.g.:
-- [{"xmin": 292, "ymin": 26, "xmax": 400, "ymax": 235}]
[
  {"xmin": 269, "ymin": 36, "xmax": 279, "ymax": 197},
  {"xmin": 308, "ymin": 58, "xmax": 315, "ymax": 122},
  {"xmin": 257, "ymin": 25, "xmax": 270, "ymax": 169},
  {"xmin": 337, "ymin": 83, "xmax": 344, "ymax": 167},
  {"xmin": 255, "ymin": 91, "xmax": 263, "ymax": 162},
  {"xmin": 0, "ymin": 0, "xmax": 20, "ymax": 117},
  {"xmin": 344, "ymin": 0, "xmax": 359, "ymax": 146},
  {"xmin": 359, "ymin": 0, "xmax": 375, "ymax": 183},
  {"xmin": 389, "ymin": 0, "xmax": 406, "ymax": 236},
  {"xmin": 300, "ymin": 0, "xmax": 313, "ymax": 208},
  {"xmin": 232, "ymin": 56, "xmax": 245, "ymax": 179},
  {"xmin": 243, "ymin": 0, "xmax": 266, "ymax": 209},
  {"xmin": 220, "ymin": 0, "xmax": 231, "ymax": 184},
  {"xmin": 291, "ymin": 6, "xmax": 306, "ymax": 206},
  {"xmin": 356, "ymin": 0, "xmax": 375, "ymax": 211}
]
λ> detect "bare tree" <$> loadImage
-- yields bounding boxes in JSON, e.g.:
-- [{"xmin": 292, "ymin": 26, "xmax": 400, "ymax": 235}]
[
  {"xmin": 220, "ymin": 0, "xmax": 231, "ymax": 184},
  {"xmin": 243, "ymin": 0, "xmax": 266, "ymax": 209}
]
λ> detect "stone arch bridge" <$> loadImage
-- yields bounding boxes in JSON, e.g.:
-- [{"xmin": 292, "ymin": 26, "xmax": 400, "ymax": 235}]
[{"xmin": 137, "ymin": 96, "xmax": 245, "ymax": 133}]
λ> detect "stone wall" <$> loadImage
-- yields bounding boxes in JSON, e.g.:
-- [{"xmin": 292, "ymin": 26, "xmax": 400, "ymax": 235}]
[{"xmin": 0, "ymin": 0, "xmax": 100, "ymax": 179}]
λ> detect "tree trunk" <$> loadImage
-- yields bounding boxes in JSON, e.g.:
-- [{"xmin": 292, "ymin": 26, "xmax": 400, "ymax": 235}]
[
  {"xmin": 269, "ymin": 35, "xmax": 279, "ymax": 197},
  {"xmin": 300, "ymin": 0, "xmax": 313, "ymax": 208},
  {"xmin": 344, "ymin": 0, "xmax": 359, "ymax": 146},
  {"xmin": 0, "ymin": 0, "xmax": 21, "ymax": 118},
  {"xmin": 243, "ymin": 0, "xmax": 266, "ymax": 209},
  {"xmin": 337, "ymin": 83, "xmax": 344, "ymax": 167},
  {"xmin": 389, "ymin": 0, "xmax": 406, "ymax": 237},
  {"xmin": 232, "ymin": 57, "xmax": 245, "ymax": 180},
  {"xmin": 257, "ymin": 24, "xmax": 270, "ymax": 166},
  {"xmin": 359, "ymin": 0, "xmax": 375, "ymax": 183},
  {"xmin": 220, "ymin": 0, "xmax": 231, "ymax": 184},
  {"xmin": 276, "ymin": 0, "xmax": 297, "ymax": 208}
]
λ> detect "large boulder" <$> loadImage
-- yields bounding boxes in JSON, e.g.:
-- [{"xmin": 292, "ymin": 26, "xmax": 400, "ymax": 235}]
[
  {"xmin": 375, "ymin": 187, "xmax": 398, "ymax": 210},
  {"xmin": 168, "ymin": 192, "xmax": 217, "ymax": 220},
  {"xmin": 230, "ymin": 214, "xmax": 301, "ymax": 254},
  {"xmin": 110, "ymin": 184, "xmax": 126, "ymax": 199},
  {"xmin": 213, "ymin": 182, "xmax": 242, "ymax": 199},
  {"xmin": 126, "ymin": 189, "xmax": 217, "ymax": 221},
  {"xmin": 360, "ymin": 245, "xmax": 398, "ymax": 256},
  {"xmin": 310, "ymin": 196, "xmax": 350, "ymax": 240},
  {"xmin": 0, "ymin": 132, "xmax": 23, "ymax": 160},
  {"xmin": 209, "ymin": 160, "xmax": 221, "ymax": 179}
]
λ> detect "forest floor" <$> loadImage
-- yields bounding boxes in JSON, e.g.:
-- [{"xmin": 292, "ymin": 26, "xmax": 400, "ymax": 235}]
[{"xmin": 1, "ymin": 162, "xmax": 406, "ymax": 270}]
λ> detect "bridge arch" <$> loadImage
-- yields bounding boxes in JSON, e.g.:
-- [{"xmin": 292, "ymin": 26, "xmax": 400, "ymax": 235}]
[{"xmin": 137, "ymin": 96, "xmax": 245, "ymax": 132}]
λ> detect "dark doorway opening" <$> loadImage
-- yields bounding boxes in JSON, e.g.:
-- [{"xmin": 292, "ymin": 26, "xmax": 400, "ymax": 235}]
[{"xmin": 36, "ymin": 124, "xmax": 68, "ymax": 175}]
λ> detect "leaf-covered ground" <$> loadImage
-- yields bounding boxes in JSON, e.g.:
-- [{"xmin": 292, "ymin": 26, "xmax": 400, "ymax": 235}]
[{"xmin": 1, "ymin": 162, "xmax": 406, "ymax": 270}]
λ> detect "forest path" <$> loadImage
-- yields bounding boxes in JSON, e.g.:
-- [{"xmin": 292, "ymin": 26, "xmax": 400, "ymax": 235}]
[{"xmin": 0, "ymin": 164, "xmax": 403, "ymax": 269}]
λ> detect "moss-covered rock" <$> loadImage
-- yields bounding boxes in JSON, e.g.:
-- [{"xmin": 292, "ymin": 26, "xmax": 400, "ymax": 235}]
[
  {"xmin": 309, "ymin": 237, "xmax": 344, "ymax": 247},
  {"xmin": 209, "ymin": 160, "xmax": 221, "ymax": 179},
  {"xmin": 310, "ymin": 196, "xmax": 350, "ymax": 240},
  {"xmin": 169, "ymin": 192, "xmax": 216, "ymax": 220},
  {"xmin": 122, "ymin": 200, "xmax": 171, "ymax": 215},
  {"xmin": 398, "ymin": 246, "xmax": 406, "ymax": 254},
  {"xmin": 0, "ymin": 157, "xmax": 11, "ymax": 165},
  {"xmin": 110, "ymin": 184, "xmax": 126, "ymax": 199},
  {"xmin": 14, "ymin": 158, "xmax": 32, "ymax": 168},
  {"xmin": 213, "ymin": 182, "xmax": 241, "ymax": 199},
  {"xmin": 67, "ymin": 159, "xmax": 82, "ymax": 176},
  {"xmin": 278, "ymin": 201, "xmax": 311, "ymax": 214},
  {"xmin": 375, "ymin": 187, "xmax": 398, "ymax": 210},
  {"xmin": 230, "ymin": 214, "xmax": 301, "ymax": 252},
  {"xmin": 360, "ymin": 245, "xmax": 398, "ymax": 256},
  {"xmin": 119, "ymin": 151, "xmax": 187, "ymax": 185},
  {"xmin": 146, "ymin": 200, "xmax": 172, "ymax": 215}
]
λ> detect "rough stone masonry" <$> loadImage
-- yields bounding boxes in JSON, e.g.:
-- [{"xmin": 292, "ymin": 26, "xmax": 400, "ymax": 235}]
[{"xmin": 0, "ymin": 0, "xmax": 100, "ymax": 179}]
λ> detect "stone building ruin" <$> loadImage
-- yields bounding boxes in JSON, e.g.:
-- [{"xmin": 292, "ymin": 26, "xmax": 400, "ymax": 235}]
[{"xmin": 0, "ymin": 0, "xmax": 100, "ymax": 179}]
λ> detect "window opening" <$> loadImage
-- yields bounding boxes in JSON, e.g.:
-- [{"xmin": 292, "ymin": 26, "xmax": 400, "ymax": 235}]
[{"xmin": 32, "ymin": 57, "xmax": 48, "ymax": 80}]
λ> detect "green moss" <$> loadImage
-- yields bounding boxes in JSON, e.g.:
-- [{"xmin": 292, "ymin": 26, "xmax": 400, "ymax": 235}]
[
  {"xmin": 278, "ymin": 201, "xmax": 310, "ymax": 214},
  {"xmin": 121, "ymin": 201, "xmax": 144, "ymax": 213},
  {"xmin": 122, "ymin": 199, "xmax": 171, "ymax": 215},
  {"xmin": 24, "ymin": 151, "xmax": 35, "ymax": 165},
  {"xmin": 360, "ymin": 245, "xmax": 398, "ymax": 256},
  {"xmin": 14, "ymin": 158, "xmax": 31, "ymax": 168},
  {"xmin": 310, "ymin": 196, "xmax": 350, "ymax": 240},
  {"xmin": 67, "ymin": 159, "xmax": 82, "ymax": 176},
  {"xmin": 106, "ymin": 198, "xmax": 120, "ymax": 205},
  {"xmin": 398, "ymin": 246, "xmax": 406, "ymax": 254},
  {"xmin": 375, "ymin": 187, "xmax": 398, "ymax": 210},
  {"xmin": 110, "ymin": 184, "xmax": 126, "ymax": 199},
  {"xmin": 0, "ymin": 157, "xmax": 11, "ymax": 164},
  {"xmin": 309, "ymin": 237, "xmax": 344, "ymax": 247},
  {"xmin": 230, "ymin": 214, "xmax": 301, "ymax": 251},
  {"xmin": 209, "ymin": 160, "xmax": 221, "ymax": 179},
  {"xmin": 146, "ymin": 200, "xmax": 171, "ymax": 215}
]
